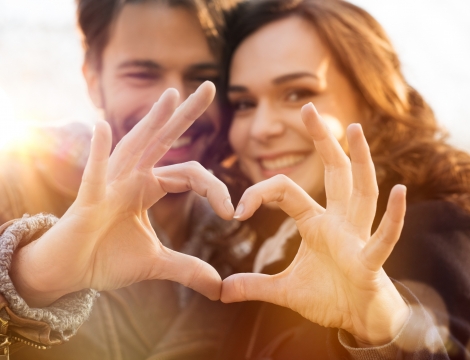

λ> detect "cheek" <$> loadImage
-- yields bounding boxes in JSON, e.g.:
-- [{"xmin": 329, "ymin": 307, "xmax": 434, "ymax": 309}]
[
  {"xmin": 321, "ymin": 114, "xmax": 345, "ymax": 141},
  {"xmin": 206, "ymin": 103, "xmax": 221, "ymax": 134},
  {"xmin": 228, "ymin": 119, "xmax": 250, "ymax": 156},
  {"xmin": 105, "ymin": 82, "xmax": 161, "ymax": 122}
]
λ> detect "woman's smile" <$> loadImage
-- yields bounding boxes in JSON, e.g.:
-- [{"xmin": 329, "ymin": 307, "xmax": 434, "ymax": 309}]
[{"xmin": 257, "ymin": 151, "xmax": 311, "ymax": 177}]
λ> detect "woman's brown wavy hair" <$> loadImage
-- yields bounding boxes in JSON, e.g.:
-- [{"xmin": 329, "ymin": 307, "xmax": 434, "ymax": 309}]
[{"xmin": 209, "ymin": 0, "xmax": 470, "ymax": 212}]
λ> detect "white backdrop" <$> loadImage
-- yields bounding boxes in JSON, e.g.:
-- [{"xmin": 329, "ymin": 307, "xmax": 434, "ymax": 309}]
[{"xmin": 0, "ymin": 0, "xmax": 469, "ymax": 150}]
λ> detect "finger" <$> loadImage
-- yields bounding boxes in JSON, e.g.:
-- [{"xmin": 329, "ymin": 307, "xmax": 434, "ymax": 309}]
[
  {"xmin": 346, "ymin": 124, "xmax": 379, "ymax": 236},
  {"xmin": 110, "ymin": 88, "xmax": 180, "ymax": 174},
  {"xmin": 301, "ymin": 103, "xmax": 352, "ymax": 214},
  {"xmin": 155, "ymin": 247, "xmax": 222, "ymax": 301},
  {"xmin": 234, "ymin": 174, "xmax": 324, "ymax": 223},
  {"xmin": 153, "ymin": 161, "xmax": 234, "ymax": 220},
  {"xmin": 221, "ymin": 273, "xmax": 284, "ymax": 305},
  {"xmin": 360, "ymin": 185, "xmax": 406, "ymax": 271},
  {"xmin": 77, "ymin": 120, "xmax": 112, "ymax": 204},
  {"xmin": 138, "ymin": 81, "xmax": 216, "ymax": 169}
]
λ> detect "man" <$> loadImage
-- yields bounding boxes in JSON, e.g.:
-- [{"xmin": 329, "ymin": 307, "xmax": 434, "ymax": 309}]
[{"xmin": 0, "ymin": 0, "xmax": 240, "ymax": 358}]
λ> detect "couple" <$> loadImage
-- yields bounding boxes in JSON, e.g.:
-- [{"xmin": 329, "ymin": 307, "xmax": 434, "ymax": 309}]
[{"xmin": 1, "ymin": 0, "xmax": 470, "ymax": 359}]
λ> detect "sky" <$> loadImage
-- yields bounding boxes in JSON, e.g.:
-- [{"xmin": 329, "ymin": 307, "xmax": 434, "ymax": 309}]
[{"xmin": 0, "ymin": 0, "xmax": 469, "ymax": 150}]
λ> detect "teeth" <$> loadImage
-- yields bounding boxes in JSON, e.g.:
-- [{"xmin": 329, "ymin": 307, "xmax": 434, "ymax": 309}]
[
  {"xmin": 261, "ymin": 154, "xmax": 307, "ymax": 170},
  {"xmin": 171, "ymin": 136, "xmax": 192, "ymax": 149}
]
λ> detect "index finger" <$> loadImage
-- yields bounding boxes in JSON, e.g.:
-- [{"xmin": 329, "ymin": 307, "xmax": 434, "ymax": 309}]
[
  {"xmin": 301, "ymin": 103, "xmax": 352, "ymax": 214},
  {"xmin": 153, "ymin": 161, "xmax": 234, "ymax": 220},
  {"xmin": 138, "ymin": 81, "xmax": 216, "ymax": 169},
  {"xmin": 234, "ymin": 174, "xmax": 324, "ymax": 225}
]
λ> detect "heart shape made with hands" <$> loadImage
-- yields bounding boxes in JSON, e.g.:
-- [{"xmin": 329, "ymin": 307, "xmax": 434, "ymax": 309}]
[{"xmin": 12, "ymin": 88, "xmax": 409, "ymax": 346}]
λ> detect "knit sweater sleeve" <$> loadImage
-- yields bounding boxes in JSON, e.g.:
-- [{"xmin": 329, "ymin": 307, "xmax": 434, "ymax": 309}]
[{"xmin": 0, "ymin": 214, "xmax": 98, "ymax": 342}]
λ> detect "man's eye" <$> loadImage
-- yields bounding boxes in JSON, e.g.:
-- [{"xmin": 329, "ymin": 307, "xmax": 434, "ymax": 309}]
[
  {"xmin": 125, "ymin": 73, "xmax": 160, "ymax": 81},
  {"xmin": 188, "ymin": 76, "xmax": 220, "ymax": 86},
  {"xmin": 285, "ymin": 89, "xmax": 316, "ymax": 102}
]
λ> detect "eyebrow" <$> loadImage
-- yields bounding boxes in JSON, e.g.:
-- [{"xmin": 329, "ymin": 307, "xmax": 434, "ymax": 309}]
[
  {"xmin": 118, "ymin": 60, "xmax": 162, "ymax": 70},
  {"xmin": 228, "ymin": 85, "xmax": 248, "ymax": 93},
  {"xmin": 118, "ymin": 60, "xmax": 219, "ymax": 72},
  {"xmin": 228, "ymin": 72, "xmax": 319, "ymax": 93},
  {"xmin": 187, "ymin": 63, "xmax": 219, "ymax": 71},
  {"xmin": 272, "ymin": 72, "xmax": 319, "ymax": 84}
]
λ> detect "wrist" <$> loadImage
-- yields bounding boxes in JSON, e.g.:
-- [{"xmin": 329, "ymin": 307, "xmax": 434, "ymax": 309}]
[
  {"xmin": 10, "ymin": 243, "xmax": 74, "ymax": 307},
  {"xmin": 351, "ymin": 285, "xmax": 410, "ymax": 347}
]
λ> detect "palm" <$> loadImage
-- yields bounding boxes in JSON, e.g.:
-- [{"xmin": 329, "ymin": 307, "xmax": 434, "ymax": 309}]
[
  {"xmin": 222, "ymin": 103, "xmax": 408, "ymax": 345},
  {"xmin": 84, "ymin": 170, "xmax": 190, "ymax": 290},
  {"xmin": 283, "ymin": 217, "xmax": 377, "ymax": 329}
]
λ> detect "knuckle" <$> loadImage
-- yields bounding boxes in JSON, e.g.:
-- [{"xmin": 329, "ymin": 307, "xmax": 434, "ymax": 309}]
[
  {"xmin": 272, "ymin": 174, "xmax": 291, "ymax": 187},
  {"xmin": 186, "ymin": 259, "xmax": 206, "ymax": 289},
  {"xmin": 235, "ymin": 276, "xmax": 248, "ymax": 301},
  {"xmin": 353, "ymin": 184, "xmax": 379, "ymax": 199},
  {"xmin": 186, "ymin": 161, "xmax": 204, "ymax": 174}
]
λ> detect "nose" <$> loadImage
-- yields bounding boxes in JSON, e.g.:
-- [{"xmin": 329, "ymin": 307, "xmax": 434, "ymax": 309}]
[
  {"xmin": 250, "ymin": 100, "xmax": 285, "ymax": 143},
  {"xmin": 163, "ymin": 74, "xmax": 187, "ymax": 107}
]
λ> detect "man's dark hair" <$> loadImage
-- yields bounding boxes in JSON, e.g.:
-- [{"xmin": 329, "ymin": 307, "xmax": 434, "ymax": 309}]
[{"xmin": 76, "ymin": 0, "xmax": 239, "ymax": 68}]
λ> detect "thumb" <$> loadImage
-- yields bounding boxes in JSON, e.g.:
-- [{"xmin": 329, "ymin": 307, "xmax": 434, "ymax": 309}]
[
  {"xmin": 221, "ymin": 273, "xmax": 283, "ymax": 305},
  {"xmin": 155, "ymin": 248, "xmax": 222, "ymax": 301}
]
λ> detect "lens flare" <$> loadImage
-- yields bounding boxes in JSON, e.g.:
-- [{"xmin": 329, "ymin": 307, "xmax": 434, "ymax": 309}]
[{"xmin": 0, "ymin": 88, "xmax": 33, "ymax": 151}]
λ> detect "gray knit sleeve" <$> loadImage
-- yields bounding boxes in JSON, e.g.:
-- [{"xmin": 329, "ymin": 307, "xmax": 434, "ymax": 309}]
[{"xmin": 0, "ymin": 214, "xmax": 98, "ymax": 341}]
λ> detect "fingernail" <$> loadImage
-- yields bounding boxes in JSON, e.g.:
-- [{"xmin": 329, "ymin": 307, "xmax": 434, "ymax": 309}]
[
  {"xmin": 399, "ymin": 184, "xmax": 407, "ymax": 195},
  {"xmin": 301, "ymin": 102, "xmax": 313, "ymax": 112},
  {"xmin": 348, "ymin": 123, "xmax": 362, "ymax": 132},
  {"xmin": 224, "ymin": 198, "xmax": 234, "ymax": 215},
  {"xmin": 233, "ymin": 203, "xmax": 245, "ymax": 219}
]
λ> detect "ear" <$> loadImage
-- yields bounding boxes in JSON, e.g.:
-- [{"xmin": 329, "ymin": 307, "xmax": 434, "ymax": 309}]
[{"xmin": 82, "ymin": 60, "xmax": 104, "ymax": 109}]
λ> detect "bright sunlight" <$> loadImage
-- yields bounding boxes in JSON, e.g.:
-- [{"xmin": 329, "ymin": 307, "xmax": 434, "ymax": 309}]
[{"xmin": 0, "ymin": 87, "xmax": 33, "ymax": 151}]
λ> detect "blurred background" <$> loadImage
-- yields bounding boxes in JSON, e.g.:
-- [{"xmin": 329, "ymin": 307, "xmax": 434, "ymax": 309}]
[{"xmin": 0, "ymin": 0, "xmax": 469, "ymax": 149}]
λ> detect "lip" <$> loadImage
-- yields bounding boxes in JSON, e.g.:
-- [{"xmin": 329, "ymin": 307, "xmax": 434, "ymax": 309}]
[{"xmin": 256, "ymin": 151, "xmax": 312, "ymax": 178}]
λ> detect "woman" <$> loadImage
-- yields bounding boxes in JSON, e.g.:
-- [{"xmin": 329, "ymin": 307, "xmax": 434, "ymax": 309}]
[{"xmin": 207, "ymin": 0, "xmax": 470, "ymax": 358}]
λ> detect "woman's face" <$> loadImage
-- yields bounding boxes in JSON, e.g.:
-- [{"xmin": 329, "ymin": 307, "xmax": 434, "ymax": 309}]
[{"xmin": 228, "ymin": 16, "xmax": 366, "ymax": 198}]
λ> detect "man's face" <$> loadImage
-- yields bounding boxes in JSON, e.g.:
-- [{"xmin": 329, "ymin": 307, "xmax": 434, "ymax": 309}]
[{"xmin": 85, "ymin": 2, "xmax": 220, "ymax": 167}]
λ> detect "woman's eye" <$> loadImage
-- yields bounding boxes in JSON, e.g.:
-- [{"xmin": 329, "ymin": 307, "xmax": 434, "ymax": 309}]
[
  {"xmin": 285, "ymin": 89, "xmax": 315, "ymax": 102},
  {"xmin": 231, "ymin": 99, "xmax": 256, "ymax": 112}
]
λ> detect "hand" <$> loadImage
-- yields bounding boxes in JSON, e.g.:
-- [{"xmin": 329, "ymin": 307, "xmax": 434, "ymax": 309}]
[
  {"xmin": 221, "ymin": 103, "xmax": 409, "ymax": 347},
  {"xmin": 11, "ymin": 82, "xmax": 234, "ymax": 307}
]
